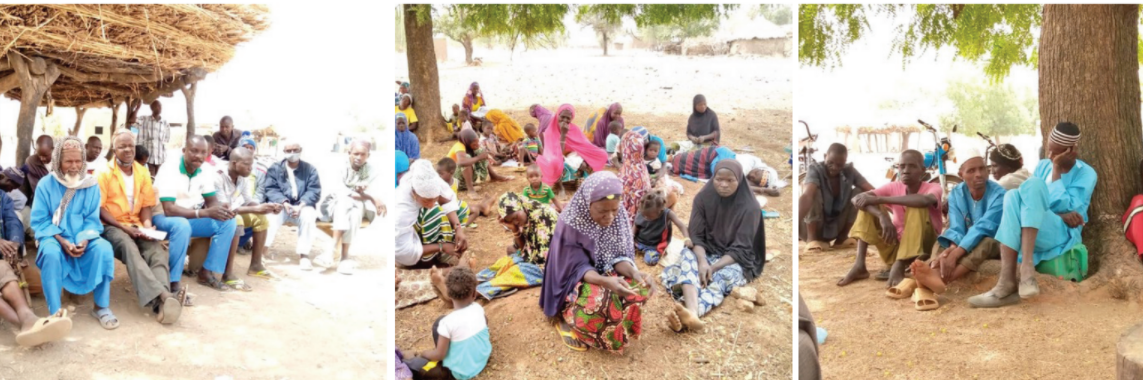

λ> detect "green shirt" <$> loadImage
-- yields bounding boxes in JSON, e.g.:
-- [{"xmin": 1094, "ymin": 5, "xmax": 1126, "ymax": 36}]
[{"xmin": 522, "ymin": 184, "xmax": 555, "ymax": 205}]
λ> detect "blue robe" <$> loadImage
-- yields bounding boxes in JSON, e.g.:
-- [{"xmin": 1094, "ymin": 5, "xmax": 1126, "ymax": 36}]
[
  {"xmin": 939, "ymin": 180, "xmax": 1006, "ymax": 252},
  {"xmin": 996, "ymin": 159, "xmax": 1097, "ymax": 265},
  {"xmin": 31, "ymin": 175, "xmax": 115, "ymax": 314},
  {"xmin": 0, "ymin": 191, "xmax": 24, "ymax": 247}
]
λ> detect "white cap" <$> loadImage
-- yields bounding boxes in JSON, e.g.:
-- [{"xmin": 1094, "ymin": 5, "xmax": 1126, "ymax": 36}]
[{"xmin": 960, "ymin": 148, "xmax": 983, "ymax": 162}]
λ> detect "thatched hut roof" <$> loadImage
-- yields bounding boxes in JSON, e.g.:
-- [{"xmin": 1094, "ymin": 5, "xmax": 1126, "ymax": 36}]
[{"xmin": 0, "ymin": 4, "xmax": 269, "ymax": 107}]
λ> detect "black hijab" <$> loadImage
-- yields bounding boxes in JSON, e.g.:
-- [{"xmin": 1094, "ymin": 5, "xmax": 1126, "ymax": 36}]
[
  {"xmin": 686, "ymin": 94, "xmax": 720, "ymax": 140},
  {"xmin": 689, "ymin": 160, "xmax": 766, "ymax": 281}
]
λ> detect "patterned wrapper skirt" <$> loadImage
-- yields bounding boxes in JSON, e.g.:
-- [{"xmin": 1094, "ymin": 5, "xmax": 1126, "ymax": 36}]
[{"xmin": 561, "ymin": 274, "xmax": 650, "ymax": 353}]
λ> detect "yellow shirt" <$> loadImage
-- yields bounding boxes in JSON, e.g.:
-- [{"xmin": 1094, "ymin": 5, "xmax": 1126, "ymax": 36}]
[
  {"xmin": 395, "ymin": 105, "xmax": 418, "ymax": 123},
  {"xmin": 97, "ymin": 160, "xmax": 157, "ymax": 226},
  {"xmin": 448, "ymin": 142, "xmax": 467, "ymax": 162}
]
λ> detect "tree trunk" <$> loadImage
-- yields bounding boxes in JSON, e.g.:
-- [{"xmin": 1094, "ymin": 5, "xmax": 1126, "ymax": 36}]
[
  {"xmin": 602, "ymin": 32, "xmax": 610, "ymax": 56},
  {"xmin": 404, "ymin": 4, "xmax": 443, "ymax": 142},
  {"xmin": 125, "ymin": 96, "xmax": 141, "ymax": 125},
  {"xmin": 462, "ymin": 38, "xmax": 474, "ymax": 65},
  {"xmin": 70, "ymin": 106, "xmax": 87, "ymax": 136},
  {"xmin": 181, "ymin": 81, "xmax": 198, "ymax": 143},
  {"xmin": 105, "ymin": 99, "xmax": 121, "ymax": 160},
  {"xmin": 1040, "ymin": 4, "xmax": 1143, "ymax": 281},
  {"xmin": 9, "ymin": 53, "xmax": 60, "ymax": 165}
]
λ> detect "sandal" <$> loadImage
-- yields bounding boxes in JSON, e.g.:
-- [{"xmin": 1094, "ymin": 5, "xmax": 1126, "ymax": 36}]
[
  {"xmin": 91, "ymin": 308, "xmax": 119, "ymax": 330},
  {"xmin": 16, "ymin": 309, "xmax": 71, "ymax": 347},
  {"xmin": 224, "ymin": 279, "xmax": 253, "ymax": 292},
  {"xmin": 833, "ymin": 238, "xmax": 858, "ymax": 249},
  {"xmin": 803, "ymin": 240, "xmax": 827, "ymax": 254},
  {"xmin": 247, "ymin": 269, "xmax": 280, "ymax": 280},
  {"xmin": 176, "ymin": 287, "xmax": 195, "ymax": 307},
  {"xmin": 197, "ymin": 275, "xmax": 231, "ymax": 292},
  {"xmin": 912, "ymin": 287, "xmax": 940, "ymax": 311},
  {"xmin": 553, "ymin": 322, "xmax": 587, "ymax": 352},
  {"xmin": 158, "ymin": 295, "xmax": 182, "ymax": 325},
  {"xmin": 886, "ymin": 278, "xmax": 917, "ymax": 300},
  {"xmin": 313, "ymin": 253, "xmax": 335, "ymax": 269}
]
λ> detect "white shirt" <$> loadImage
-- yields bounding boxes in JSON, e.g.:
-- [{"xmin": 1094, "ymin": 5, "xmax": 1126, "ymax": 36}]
[
  {"xmin": 6, "ymin": 189, "xmax": 26, "ymax": 210},
  {"xmin": 86, "ymin": 156, "xmax": 107, "ymax": 175},
  {"xmin": 394, "ymin": 174, "xmax": 459, "ymax": 266},
  {"xmin": 154, "ymin": 155, "xmax": 218, "ymax": 210},
  {"xmin": 437, "ymin": 303, "xmax": 487, "ymax": 342},
  {"xmin": 737, "ymin": 153, "xmax": 787, "ymax": 189},
  {"xmin": 212, "ymin": 166, "xmax": 251, "ymax": 211},
  {"xmin": 287, "ymin": 165, "xmax": 298, "ymax": 198},
  {"xmin": 123, "ymin": 172, "xmax": 135, "ymax": 208},
  {"xmin": 998, "ymin": 167, "xmax": 1031, "ymax": 190}
]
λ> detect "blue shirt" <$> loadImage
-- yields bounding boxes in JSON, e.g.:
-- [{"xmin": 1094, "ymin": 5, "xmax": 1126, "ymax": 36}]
[
  {"xmin": 606, "ymin": 134, "xmax": 620, "ymax": 154},
  {"xmin": 1035, "ymin": 158, "xmax": 1097, "ymax": 225},
  {"xmin": 939, "ymin": 180, "xmax": 1005, "ymax": 252}
]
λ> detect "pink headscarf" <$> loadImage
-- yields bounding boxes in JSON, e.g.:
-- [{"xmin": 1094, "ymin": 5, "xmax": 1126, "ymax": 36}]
[{"xmin": 537, "ymin": 104, "xmax": 608, "ymax": 186}]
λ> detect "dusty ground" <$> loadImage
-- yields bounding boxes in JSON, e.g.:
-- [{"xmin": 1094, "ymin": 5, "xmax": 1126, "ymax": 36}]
[
  {"xmin": 800, "ymin": 244, "xmax": 1143, "ymax": 379},
  {"xmin": 396, "ymin": 103, "xmax": 794, "ymax": 378},
  {"xmin": 0, "ymin": 204, "xmax": 388, "ymax": 379}
]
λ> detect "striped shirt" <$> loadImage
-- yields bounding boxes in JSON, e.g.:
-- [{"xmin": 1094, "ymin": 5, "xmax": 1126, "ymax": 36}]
[{"xmin": 137, "ymin": 115, "xmax": 170, "ymax": 166}]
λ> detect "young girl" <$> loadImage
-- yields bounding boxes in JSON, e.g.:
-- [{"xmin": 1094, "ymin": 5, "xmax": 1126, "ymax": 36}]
[
  {"xmin": 634, "ymin": 189, "xmax": 691, "ymax": 265},
  {"xmin": 450, "ymin": 129, "xmax": 512, "ymax": 195},
  {"xmin": 406, "ymin": 267, "xmax": 491, "ymax": 380}
]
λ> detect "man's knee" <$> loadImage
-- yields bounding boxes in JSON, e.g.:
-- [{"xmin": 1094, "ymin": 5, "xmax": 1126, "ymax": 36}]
[{"xmin": 163, "ymin": 217, "xmax": 192, "ymax": 238}]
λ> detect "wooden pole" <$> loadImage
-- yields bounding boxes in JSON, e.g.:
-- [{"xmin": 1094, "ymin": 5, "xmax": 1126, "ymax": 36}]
[
  {"xmin": 70, "ymin": 106, "xmax": 87, "ymax": 136},
  {"xmin": 9, "ymin": 52, "xmax": 60, "ymax": 166},
  {"xmin": 180, "ymin": 81, "xmax": 198, "ymax": 142}
]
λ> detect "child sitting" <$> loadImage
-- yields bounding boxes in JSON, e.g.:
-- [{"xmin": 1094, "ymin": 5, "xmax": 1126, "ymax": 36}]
[
  {"xmin": 517, "ymin": 123, "xmax": 543, "ymax": 164},
  {"xmin": 406, "ymin": 267, "xmax": 492, "ymax": 380},
  {"xmin": 436, "ymin": 158, "xmax": 496, "ymax": 222},
  {"xmin": 481, "ymin": 122, "xmax": 516, "ymax": 165},
  {"xmin": 521, "ymin": 164, "xmax": 563, "ymax": 212},
  {"xmin": 605, "ymin": 121, "xmax": 625, "ymax": 167},
  {"xmin": 644, "ymin": 138, "xmax": 664, "ymax": 178},
  {"xmin": 441, "ymin": 104, "xmax": 463, "ymax": 142},
  {"xmin": 458, "ymin": 109, "xmax": 473, "ymax": 133},
  {"xmin": 634, "ymin": 189, "xmax": 691, "ymax": 265}
]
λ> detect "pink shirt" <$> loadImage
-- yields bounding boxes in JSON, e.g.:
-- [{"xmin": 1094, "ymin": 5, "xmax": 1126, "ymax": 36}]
[{"xmin": 871, "ymin": 182, "xmax": 944, "ymax": 237}]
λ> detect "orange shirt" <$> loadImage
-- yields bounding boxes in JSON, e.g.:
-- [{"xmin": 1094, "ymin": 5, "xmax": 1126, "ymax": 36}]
[{"xmin": 97, "ymin": 160, "xmax": 157, "ymax": 226}]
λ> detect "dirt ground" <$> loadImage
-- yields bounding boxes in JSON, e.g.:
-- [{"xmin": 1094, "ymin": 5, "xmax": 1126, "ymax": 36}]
[
  {"xmin": 800, "ymin": 244, "xmax": 1143, "ymax": 379},
  {"xmin": 396, "ymin": 101, "xmax": 794, "ymax": 378},
  {"xmin": 0, "ymin": 216, "xmax": 387, "ymax": 379}
]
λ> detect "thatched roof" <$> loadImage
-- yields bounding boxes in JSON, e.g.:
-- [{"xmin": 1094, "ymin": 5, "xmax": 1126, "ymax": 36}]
[{"xmin": 0, "ymin": 5, "xmax": 269, "ymax": 107}]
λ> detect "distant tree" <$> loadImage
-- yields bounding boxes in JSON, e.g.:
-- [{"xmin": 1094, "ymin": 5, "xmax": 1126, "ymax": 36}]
[
  {"xmin": 576, "ymin": 7, "xmax": 622, "ymax": 56},
  {"xmin": 455, "ymin": 4, "xmax": 569, "ymax": 60},
  {"xmin": 752, "ymin": 5, "xmax": 792, "ymax": 26},
  {"xmin": 395, "ymin": 6, "xmax": 406, "ymax": 52},
  {"xmin": 435, "ymin": 6, "xmax": 481, "ymax": 64},
  {"xmin": 939, "ymin": 77, "xmax": 1037, "ymax": 137}
]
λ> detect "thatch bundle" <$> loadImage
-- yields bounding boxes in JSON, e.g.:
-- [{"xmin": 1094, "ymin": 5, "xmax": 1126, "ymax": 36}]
[{"xmin": 0, "ymin": 4, "xmax": 269, "ymax": 107}]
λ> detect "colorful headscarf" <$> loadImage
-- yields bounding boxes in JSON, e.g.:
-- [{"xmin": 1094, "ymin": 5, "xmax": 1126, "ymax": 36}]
[
  {"xmin": 497, "ymin": 192, "xmax": 528, "ymax": 220},
  {"xmin": 395, "ymin": 113, "xmax": 420, "ymax": 160},
  {"xmin": 591, "ymin": 103, "xmax": 624, "ymax": 148},
  {"xmin": 536, "ymin": 104, "xmax": 608, "ymax": 186},
  {"xmin": 463, "ymin": 82, "xmax": 486, "ymax": 111},
  {"xmin": 531, "ymin": 104, "xmax": 553, "ymax": 135},
  {"xmin": 618, "ymin": 131, "xmax": 651, "ymax": 227}
]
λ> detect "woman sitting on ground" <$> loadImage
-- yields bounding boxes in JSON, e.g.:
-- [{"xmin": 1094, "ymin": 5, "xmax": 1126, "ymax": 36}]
[
  {"xmin": 396, "ymin": 94, "xmax": 419, "ymax": 133},
  {"xmin": 448, "ymin": 129, "xmax": 512, "ymax": 196},
  {"xmin": 661, "ymin": 160, "xmax": 766, "ymax": 333},
  {"xmin": 394, "ymin": 160, "xmax": 469, "ymax": 269},
  {"xmin": 584, "ymin": 103, "xmax": 624, "ymax": 148},
  {"xmin": 472, "ymin": 192, "xmax": 559, "ymax": 300},
  {"xmin": 536, "ymin": 104, "xmax": 608, "ymax": 192},
  {"xmin": 483, "ymin": 109, "xmax": 526, "ymax": 146},
  {"xmin": 685, "ymin": 94, "xmax": 720, "ymax": 150},
  {"xmin": 462, "ymin": 82, "xmax": 487, "ymax": 126},
  {"xmin": 539, "ymin": 172, "xmax": 655, "ymax": 353},
  {"xmin": 395, "ymin": 113, "xmax": 420, "ymax": 160}
]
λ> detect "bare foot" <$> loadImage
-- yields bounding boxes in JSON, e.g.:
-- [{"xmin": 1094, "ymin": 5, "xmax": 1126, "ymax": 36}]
[
  {"xmin": 429, "ymin": 266, "xmax": 452, "ymax": 303},
  {"xmin": 466, "ymin": 253, "xmax": 477, "ymax": 270},
  {"xmin": 910, "ymin": 260, "xmax": 946, "ymax": 294},
  {"xmin": 886, "ymin": 261, "xmax": 909, "ymax": 288},
  {"xmin": 665, "ymin": 311, "xmax": 683, "ymax": 332},
  {"xmin": 837, "ymin": 265, "xmax": 870, "ymax": 286},
  {"xmin": 672, "ymin": 303, "xmax": 705, "ymax": 333}
]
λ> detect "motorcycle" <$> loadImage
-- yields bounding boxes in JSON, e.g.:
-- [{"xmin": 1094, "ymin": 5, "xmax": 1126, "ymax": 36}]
[{"xmin": 886, "ymin": 120, "xmax": 962, "ymax": 196}]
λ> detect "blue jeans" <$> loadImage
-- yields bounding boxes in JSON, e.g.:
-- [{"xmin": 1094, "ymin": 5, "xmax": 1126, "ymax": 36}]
[{"xmin": 152, "ymin": 214, "xmax": 237, "ymax": 279}]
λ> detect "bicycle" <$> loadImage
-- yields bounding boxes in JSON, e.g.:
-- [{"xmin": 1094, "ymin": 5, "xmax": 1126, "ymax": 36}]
[{"xmin": 796, "ymin": 120, "xmax": 819, "ymax": 184}]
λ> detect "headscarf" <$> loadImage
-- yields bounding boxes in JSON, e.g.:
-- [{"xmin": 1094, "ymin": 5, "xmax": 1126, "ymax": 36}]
[
  {"xmin": 591, "ymin": 103, "xmax": 624, "ymax": 148},
  {"xmin": 407, "ymin": 160, "xmax": 442, "ymax": 199},
  {"xmin": 540, "ymin": 172, "xmax": 633, "ymax": 317},
  {"xmin": 618, "ymin": 131, "xmax": 651, "ymax": 226},
  {"xmin": 2, "ymin": 167, "xmax": 25, "ymax": 187},
  {"xmin": 486, "ymin": 109, "xmax": 525, "ymax": 143},
  {"xmin": 690, "ymin": 160, "xmax": 766, "ymax": 282},
  {"xmin": 686, "ymin": 94, "xmax": 720, "ymax": 142},
  {"xmin": 531, "ymin": 104, "xmax": 554, "ymax": 135},
  {"xmin": 536, "ymin": 104, "xmax": 608, "ymax": 186},
  {"xmin": 630, "ymin": 126, "xmax": 668, "ymax": 164},
  {"xmin": 463, "ymin": 82, "xmax": 486, "ymax": 111},
  {"xmin": 394, "ymin": 113, "xmax": 420, "ymax": 160},
  {"xmin": 395, "ymin": 150, "xmax": 410, "ymax": 188},
  {"xmin": 497, "ymin": 191, "xmax": 528, "ymax": 220},
  {"xmin": 49, "ymin": 136, "xmax": 98, "ymax": 226},
  {"xmin": 457, "ymin": 128, "xmax": 480, "ymax": 157}
]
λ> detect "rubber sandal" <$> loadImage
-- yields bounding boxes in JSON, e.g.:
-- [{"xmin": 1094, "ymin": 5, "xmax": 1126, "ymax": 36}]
[
  {"xmin": 886, "ymin": 278, "xmax": 917, "ymax": 299},
  {"xmin": 158, "ymin": 296, "xmax": 182, "ymax": 325},
  {"xmin": 553, "ymin": 323, "xmax": 588, "ymax": 352},
  {"xmin": 912, "ymin": 288, "xmax": 939, "ymax": 311},
  {"xmin": 968, "ymin": 289, "xmax": 1021, "ymax": 308},
  {"xmin": 337, "ymin": 259, "xmax": 357, "ymax": 275},
  {"xmin": 313, "ymin": 253, "xmax": 335, "ymax": 269},
  {"xmin": 91, "ymin": 308, "xmax": 119, "ymax": 330},
  {"xmin": 803, "ymin": 240, "xmax": 826, "ymax": 254},
  {"xmin": 224, "ymin": 279, "xmax": 253, "ymax": 292},
  {"xmin": 176, "ymin": 287, "xmax": 195, "ymax": 307},
  {"xmin": 833, "ymin": 238, "xmax": 858, "ymax": 249},
  {"xmin": 197, "ymin": 275, "xmax": 231, "ymax": 292},
  {"xmin": 247, "ymin": 269, "xmax": 280, "ymax": 280},
  {"xmin": 15, "ymin": 310, "xmax": 71, "ymax": 347}
]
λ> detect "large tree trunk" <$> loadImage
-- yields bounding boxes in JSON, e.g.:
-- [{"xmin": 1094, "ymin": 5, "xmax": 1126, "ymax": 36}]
[
  {"xmin": 404, "ymin": 4, "xmax": 443, "ymax": 142},
  {"xmin": 10, "ymin": 52, "xmax": 60, "ymax": 165},
  {"xmin": 462, "ymin": 38, "xmax": 474, "ymax": 65},
  {"xmin": 1040, "ymin": 5, "xmax": 1143, "ymax": 283}
]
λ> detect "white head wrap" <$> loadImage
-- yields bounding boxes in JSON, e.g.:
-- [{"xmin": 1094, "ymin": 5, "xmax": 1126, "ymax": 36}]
[{"xmin": 408, "ymin": 159, "xmax": 442, "ymax": 199}]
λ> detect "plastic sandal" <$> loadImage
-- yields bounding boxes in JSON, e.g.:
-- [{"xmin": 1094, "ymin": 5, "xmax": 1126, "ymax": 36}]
[
  {"xmin": 553, "ymin": 323, "xmax": 587, "ymax": 352},
  {"xmin": 91, "ymin": 308, "xmax": 119, "ymax": 330},
  {"xmin": 224, "ymin": 279, "xmax": 253, "ymax": 292},
  {"xmin": 886, "ymin": 278, "xmax": 917, "ymax": 299}
]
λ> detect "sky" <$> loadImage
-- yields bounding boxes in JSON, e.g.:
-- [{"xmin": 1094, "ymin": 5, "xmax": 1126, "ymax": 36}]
[{"xmin": 0, "ymin": 3, "xmax": 388, "ymax": 167}]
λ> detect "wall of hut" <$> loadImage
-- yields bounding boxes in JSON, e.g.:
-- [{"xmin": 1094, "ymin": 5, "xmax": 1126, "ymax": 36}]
[{"xmin": 729, "ymin": 37, "xmax": 791, "ymax": 57}]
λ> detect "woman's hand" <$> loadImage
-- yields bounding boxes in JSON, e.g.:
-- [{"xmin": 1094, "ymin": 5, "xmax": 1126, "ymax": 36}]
[
  {"xmin": 697, "ymin": 261, "xmax": 712, "ymax": 288},
  {"xmin": 631, "ymin": 271, "xmax": 656, "ymax": 298},
  {"xmin": 603, "ymin": 276, "xmax": 638, "ymax": 298}
]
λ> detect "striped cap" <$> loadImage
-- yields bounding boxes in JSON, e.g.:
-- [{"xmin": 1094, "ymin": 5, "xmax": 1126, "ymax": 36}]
[{"xmin": 1049, "ymin": 122, "xmax": 1081, "ymax": 147}]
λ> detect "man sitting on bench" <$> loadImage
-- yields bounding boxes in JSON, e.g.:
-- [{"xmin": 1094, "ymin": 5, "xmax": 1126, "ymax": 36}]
[
  {"xmin": 263, "ymin": 140, "xmax": 322, "ymax": 270},
  {"xmin": 317, "ymin": 139, "xmax": 383, "ymax": 275}
]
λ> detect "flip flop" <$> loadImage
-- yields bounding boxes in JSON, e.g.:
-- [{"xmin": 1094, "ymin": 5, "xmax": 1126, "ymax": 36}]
[
  {"xmin": 886, "ymin": 278, "xmax": 917, "ymax": 299},
  {"xmin": 197, "ymin": 275, "xmax": 231, "ymax": 292},
  {"xmin": 91, "ymin": 308, "xmax": 119, "ymax": 330},
  {"xmin": 177, "ymin": 287, "xmax": 195, "ymax": 307},
  {"xmin": 158, "ymin": 296, "xmax": 182, "ymax": 325},
  {"xmin": 15, "ymin": 309, "xmax": 71, "ymax": 347},
  {"xmin": 968, "ymin": 290, "xmax": 1021, "ymax": 308},
  {"xmin": 224, "ymin": 279, "xmax": 253, "ymax": 292},
  {"xmin": 803, "ymin": 240, "xmax": 827, "ymax": 254},
  {"xmin": 912, "ymin": 288, "xmax": 940, "ymax": 311},
  {"xmin": 247, "ymin": 269, "xmax": 280, "ymax": 280},
  {"xmin": 833, "ymin": 238, "xmax": 858, "ymax": 249},
  {"xmin": 554, "ymin": 322, "xmax": 588, "ymax": 352}
]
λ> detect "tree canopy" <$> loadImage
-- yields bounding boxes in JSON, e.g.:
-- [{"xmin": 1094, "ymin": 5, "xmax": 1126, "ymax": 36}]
[
  {"xmin": 753, "ymin": 5, "xmax": 792, "ymax": 26},
  {"xmin": 799, "ymin": 4, "xmax": 1041, "ymax": 81},
  {"xmin": 939, "ymin": 77, "xmax": 1038, "ymax": 137}
]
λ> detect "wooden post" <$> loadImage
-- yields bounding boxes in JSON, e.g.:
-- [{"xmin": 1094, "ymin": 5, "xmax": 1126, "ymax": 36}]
[
  {"xmin": 125, "ymin": 96, "xmax": 142, "ymax": 126},
  {"xmin": 105, "ymin": 98, "xmax": 122, "ymax": 160},
  {"xmin": 180, "ymin": 80, "xmax": 198, "ymax": 142},
  {"xmin": 1118, "ymin": 322, "xmax": 1143, "ymax": 379},
  {"xmin": 70, "ymin": 106, "xmax": 87, "ymax": 136},
  {"xmin": 9, "ymin": 52, "xmax": 60, "ymax": 165}
]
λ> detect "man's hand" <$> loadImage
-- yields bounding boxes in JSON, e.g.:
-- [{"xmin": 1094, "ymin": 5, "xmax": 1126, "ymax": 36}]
[
  {"xmin": 1059, "ymin": 211, "xmax": 1084, "ymax": 228},
  {"xmin": 374, "ymin": 199, "xmax": 387, "ymax": 217},
  {"xmin": 0, "ymin": 240, "xmax": 19, "ymax": 260},
  {"xmin": 879, "ymin": 214, "xmax": 898, "ymax": 245},
  {"xmin": 938, "ymin": 246, "xmax": 965, "ymax": 279},
  {"xmin": 205, "ymin": 206, "xmax": 235, "ymax": 221},
  {"xmin": 1050, "ymin": 147, "xmax": 1078, "ymax": 172},
  {"xmin": 853, "ymin": 192, "xmax": 878, "ymax": 209},
  {"xmin": 70, "ymin": 240, "xmax": 88, "ymax": 258}
]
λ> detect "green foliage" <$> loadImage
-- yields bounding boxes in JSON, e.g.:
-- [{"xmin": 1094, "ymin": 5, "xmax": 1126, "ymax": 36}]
[
  {"xmin": 576, "ymin": 5, "xmax": 623, "ymax": 53},
  {"xmin": 395, "ymin": 6, "xmax": 405, "ymax": 51},
  {"xmin": 629, "ymin": 4, "xmax": 736, "ymax": 28},
  {"xmin": 435, "ymin": 6, "xmax": 481, "ymax": 45},
  {"xmin": 456, "ymin": 4, "xmax": 569, "ymax": 42},
  {"xmin": 939, "ymin": 77, "xmax": 1038, "ymax": 136},
  {"xmin": 753, "ymin": 5, "xmax": 792, "ymax": 26},
  {"xmin": 799, "ymin": 4, "xmax": 1041, "ymax": 81},
  {"xmin": 638, "ymin": 20, "xmax": 718, "ymax": 45}
]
